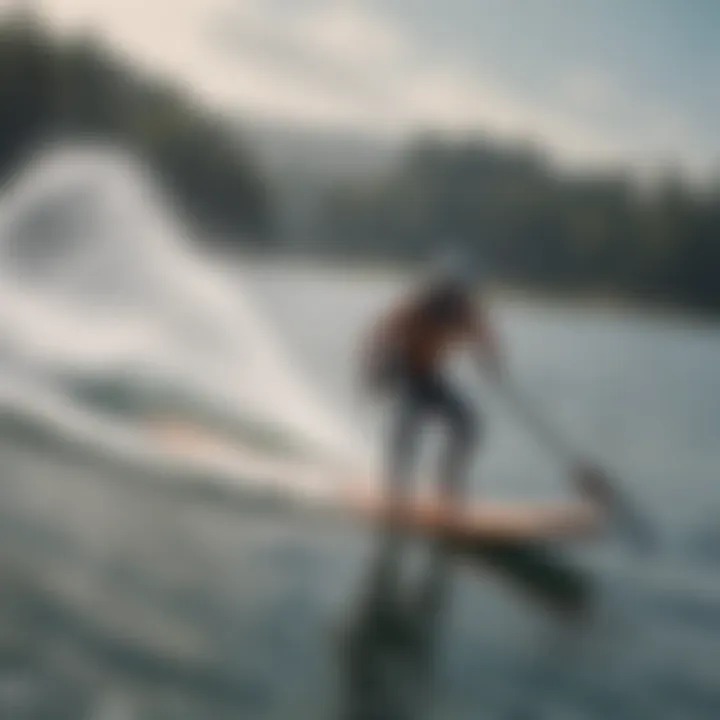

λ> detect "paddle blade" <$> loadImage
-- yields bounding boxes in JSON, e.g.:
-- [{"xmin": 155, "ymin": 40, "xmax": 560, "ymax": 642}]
[{"xmin": 574, "ymin": 466, "xmax": 657, "ymax": 555}]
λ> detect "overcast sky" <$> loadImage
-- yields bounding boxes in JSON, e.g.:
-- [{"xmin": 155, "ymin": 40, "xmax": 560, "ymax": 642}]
[{"xmin": 32, "ymin": 0, "xmax": 720, "ymax": 177}]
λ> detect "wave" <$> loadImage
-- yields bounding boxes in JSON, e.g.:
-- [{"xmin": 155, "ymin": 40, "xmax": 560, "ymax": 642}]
[
  {"xmin": 0, "ymin": 141, "xmax": 373, "ymax": 508},
  {"xmin": 0, "ymin": 376, "xmax": 352, "ymax": 521}
]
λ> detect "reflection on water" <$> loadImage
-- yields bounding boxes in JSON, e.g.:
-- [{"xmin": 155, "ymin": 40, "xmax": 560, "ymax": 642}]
[
  {"xmin": 339, "ymin": 532, "xmax": 451, "ymax": 720},
  {"xmin": 338, "ymin": 527, "xmax": 599, "ymax": 720}
]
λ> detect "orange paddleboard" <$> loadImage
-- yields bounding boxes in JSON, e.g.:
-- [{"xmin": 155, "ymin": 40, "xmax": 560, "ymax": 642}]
[
  {"xmin": 344, "ymin": 489, "xmax": 605, "ymax": 542},
  {"xmin": 148, "ymin": 417, "xmax": 606, "ymax": 542}
]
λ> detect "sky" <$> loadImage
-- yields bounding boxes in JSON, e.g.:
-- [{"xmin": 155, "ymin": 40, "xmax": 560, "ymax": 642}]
[{"xmin": 26, "ymin": 0, "xmax": 720, "ymax": 178}]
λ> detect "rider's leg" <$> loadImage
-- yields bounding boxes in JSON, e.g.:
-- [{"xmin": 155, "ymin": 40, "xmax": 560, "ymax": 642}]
[
  {"xmin": 426, "ymin": 376, "xmax": 481, "ymax": 503},
  {"xmin": 386, "ymin": 385, "xmax": 424, "ymax": 502}
]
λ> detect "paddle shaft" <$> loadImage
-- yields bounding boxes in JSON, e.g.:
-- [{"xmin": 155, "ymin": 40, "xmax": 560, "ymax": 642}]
[
  {"xmin": 486, "ymin": 374, "xmax": 655, "ymax": 553},
  {"xmin": 490, "ymin": 379, "xmax": 582, "ymax": 467}
]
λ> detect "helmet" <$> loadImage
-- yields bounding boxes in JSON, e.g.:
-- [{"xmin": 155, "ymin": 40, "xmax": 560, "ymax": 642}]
[{"xmin": 427, "ymin": 247, "xmax": 478, "ymax": 293}]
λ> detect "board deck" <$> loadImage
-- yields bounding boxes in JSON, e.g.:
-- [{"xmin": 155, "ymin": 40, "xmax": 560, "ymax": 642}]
[
  {"xmin": 344, "ymin": 489, "xmax": 605, "ymax": 542},
  {"xmin": 149, "ymin": 417, "xmax": 600, "ymax": 615},
  {"xmin": 149, "ymin": 417, "xmax": 607, "ymax": 543}
]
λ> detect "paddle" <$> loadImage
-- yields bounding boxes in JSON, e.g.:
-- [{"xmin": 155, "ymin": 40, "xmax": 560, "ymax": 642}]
[{"xmin": 487, "ymin": 375, "xmax": 657, "ymax": 555}]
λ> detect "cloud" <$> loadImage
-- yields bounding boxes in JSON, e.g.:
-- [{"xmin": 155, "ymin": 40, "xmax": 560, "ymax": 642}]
[
  {"xmin": 297, "ymin": 0, "xmax": 410, "ymax": 68},
  {"xmin": 554, "ymin": 66, "xmax": 714, "ymax": 177},
  {"xmin": 209, "ymin": 2, "xmax": 609, "ymax": 150},
  {"xmin": 42, "ymin": 0, "xmax": 228, "ymax": 89},
  {"xmin": 559, "ymin": 68, "xmax": 623, "ymax": 115},
  {"xmin": 35, "ymin": 0, "xmax": 712, "ymax": 176},
  {"xmin": 208, "ymin": 1, "xmax": 416, "ymax": 120}
]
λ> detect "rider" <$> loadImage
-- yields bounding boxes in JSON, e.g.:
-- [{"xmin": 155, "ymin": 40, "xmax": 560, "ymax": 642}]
[{"xmin": 361, "ymin": 250, "xmax": 504, "ymax": 504}]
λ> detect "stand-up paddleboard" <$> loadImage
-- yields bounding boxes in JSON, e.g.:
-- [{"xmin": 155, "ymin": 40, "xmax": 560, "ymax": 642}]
[
  {"xmin": 149, "ymin": 417, "xmax": 600, "ymax": 614},
  {"xmin": 345, "ymin": 489, "xmax": 604, "ymax": 542},
  {"xmin": 346, "ymin": 489, "xmax": 601, "ymax": 615},
  {"xmin": 148, "ymin": 417, "xmax": 607, "ymax": 543}
]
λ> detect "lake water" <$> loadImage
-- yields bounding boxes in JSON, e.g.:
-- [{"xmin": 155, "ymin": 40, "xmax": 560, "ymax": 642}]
[{"xmin": 0, "ymin": 146, "xmax": 718, "ymax": 719}]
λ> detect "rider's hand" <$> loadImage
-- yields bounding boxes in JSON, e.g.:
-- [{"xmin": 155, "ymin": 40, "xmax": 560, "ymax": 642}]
[{"xmin": 574, "ymin": 464, "xmax": 614, "ymax": 506}]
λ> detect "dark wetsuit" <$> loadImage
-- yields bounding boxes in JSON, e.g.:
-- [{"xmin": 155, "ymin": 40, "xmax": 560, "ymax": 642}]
[{"xmin": 371, "ymin": 286, "xmax": 482, "ymax": 500}]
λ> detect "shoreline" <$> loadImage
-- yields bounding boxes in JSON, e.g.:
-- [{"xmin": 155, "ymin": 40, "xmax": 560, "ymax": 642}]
[{"xmin": 235, "ymin": 250, "xmax": 720, "ymax": 330}]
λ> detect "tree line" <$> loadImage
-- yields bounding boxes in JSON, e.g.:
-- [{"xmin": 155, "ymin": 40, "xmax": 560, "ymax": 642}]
[{"xmin": 321, "ymin": 136, "xmax": 720, "ymax": 313}]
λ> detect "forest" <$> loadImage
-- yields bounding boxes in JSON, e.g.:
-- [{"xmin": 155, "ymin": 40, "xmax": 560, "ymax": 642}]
[{"xmin": 321, "ymin": 136, "xmax": 720, "ymax": 313}]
